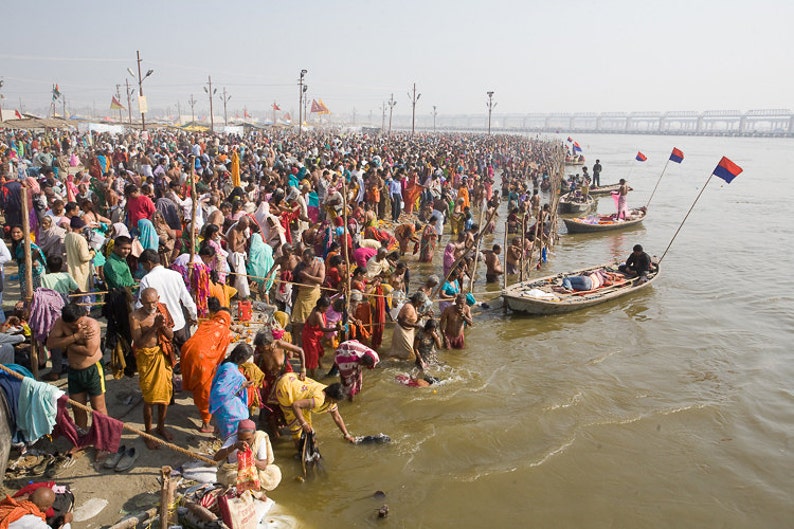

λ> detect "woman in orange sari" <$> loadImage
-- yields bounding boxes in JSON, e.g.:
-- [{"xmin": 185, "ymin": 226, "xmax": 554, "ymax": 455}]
[{"xmin": 180, "ymin": 309, "xmax": 233, "ymax": 433}]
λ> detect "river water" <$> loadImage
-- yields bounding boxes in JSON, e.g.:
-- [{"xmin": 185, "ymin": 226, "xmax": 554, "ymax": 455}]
[{"xmin": 272, "ymin": 133, "xmax": 794, "ymax": 529}]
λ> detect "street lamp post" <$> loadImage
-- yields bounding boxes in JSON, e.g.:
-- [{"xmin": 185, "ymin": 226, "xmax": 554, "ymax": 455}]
[
  {"xmin": 407, "ymin": 83, "xmax": 421, "ymax": 136},
  {"xmin": 387, "ymin": 94, "xmax": 397, "ymax": 135},
  {"xmin": 486, "ymin": 91, "xmax": 496, "ymax": 135},
  {"xmin": 124, "ymin": 79, "xmax": 134, "ymax": 125},
  {"xmin": 221, "ymin": 87, "xmax": 231, "ymax": 127},
  {"xmin": 432, "ymin": 105, "xmax": 438, "ymax": 133},
  {"xmin": 132, "ymin": 50, "xmax": 154, "ymax": 131},
  {"xmin": 203, "ymin": 76, "xmax": 217, "ymax": 132},
  {"xmin": 381, "ymin": 101, "xmax": 387, "ymax": 133},
  {"xmin": 298, "ymin": 69, "xmax": 307, "ymax": 135},
  {"xmin": 188, "ymin": 94, "xmax": 197, "ymax": 124}
]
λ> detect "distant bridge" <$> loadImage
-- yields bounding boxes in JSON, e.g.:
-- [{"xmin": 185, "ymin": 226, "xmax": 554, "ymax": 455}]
[{"xmin": 378, "ymin": 109, "xmax": 794, "ymax": 137}]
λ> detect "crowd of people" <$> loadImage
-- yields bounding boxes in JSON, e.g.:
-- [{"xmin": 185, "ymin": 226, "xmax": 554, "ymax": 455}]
[{"xmin": 0, "ymin": 125, "xmax": 566, "ymax": 497}]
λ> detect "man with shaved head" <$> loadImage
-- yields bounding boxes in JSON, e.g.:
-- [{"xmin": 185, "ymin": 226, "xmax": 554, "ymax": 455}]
[
  {"xmin": 130, "ymin": 287, "xmax": 175, "ymax": 448},
  {"xmin": 0, "ymin": 487, "xmax": 73, "ymax": 529}
]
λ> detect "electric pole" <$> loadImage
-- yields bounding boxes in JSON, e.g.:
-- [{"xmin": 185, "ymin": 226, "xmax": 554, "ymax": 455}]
[
  {"xmin": 486, "ymin": 91, "xmax": 496, "ymax": 135},
  {"xmin": 134, "ymin": 50, "xmax": 154, "ymax": 131},
  {"xmin": 204, "ymin": 76, "xmax": 216, "ymax": 131},
  {"xmin": 0, "ymin": 80, "xmax": 4, "ymax": 122},
  {"xmin": 177, "ymin": 101, "xmax": 181, "ymax": 124},
  {"xmin": 221, "ymin": 87, "xmax": 231, "ymax": 127},
  {"xmin": 407, "ymin": 83, "xmax": 421, "ymax": 136},
  {"xmin": 432, "ymin": 105, "xmax": 438, "ymax": 133},
  {"xmin": 387, "ymin": 94, "xmax": 397, "ymax": 135},
  {"xmin": 381, "ymin": 101, "xmax": 387, "ymax": 133},
  {"xmin": 298, "ymin": 69, "xmax": 307, "ymax": 135},
  {"xmin": 188, "ymin": 94, "xmax": 197, "ymax": 124}
]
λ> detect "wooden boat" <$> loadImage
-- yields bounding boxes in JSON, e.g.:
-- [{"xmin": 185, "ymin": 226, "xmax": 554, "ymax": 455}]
[
  {"xmin": 502, "ymin": 262, "xmax": 659, "ymax": 314},
  {"xmin": 563, "ymin": 207, "xmax": 646, "ymax": 233},
  {"xmin": 564, "ymin": 159, "xmax": 585, "ymax": 166},
  {"xmin": 589, "ymin": 183, "xmax": 625, "ymax": 196},
  {"xmin": 558, "ymin": 192, "xmax": 596, "ymax": 215}
]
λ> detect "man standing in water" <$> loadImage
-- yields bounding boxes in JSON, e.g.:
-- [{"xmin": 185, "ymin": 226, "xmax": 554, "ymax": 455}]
[
  {"xmin": 130, "ymin": 288, "xmax": 175, "ymax": 447},
  {"xmin": 47, "ymin": 304, "xmax": 107, "ymax": 430},
  {"xmin": 440, "ymin": 294, "xmax": 473, "ymax": 349},
  {"xmin": 482, "ymin": 244, "xmax": 504, "ymax": 283}
]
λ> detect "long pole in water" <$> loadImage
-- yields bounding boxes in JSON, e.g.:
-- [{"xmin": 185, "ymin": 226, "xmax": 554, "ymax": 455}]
[
  {"xmin": 468, "ymin": 197, "xmax": 488, "ymax": 291},
  {"xmin": 645, "ymin": 158, "xmax": 670, "ymax": 209},
  {"xmin": 341, "ymin": 172, "xmax": 352, "ymax": 340},
  {"xmin": 658, "ymin": 173, "xmax": 715, "ymax": 264},
  {"xmin": 20, "ymin": 186, "xmax": 38, "ymax": 378}
]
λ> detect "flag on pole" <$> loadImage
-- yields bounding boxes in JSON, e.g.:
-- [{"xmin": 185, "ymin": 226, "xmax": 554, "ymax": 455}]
[
  {"xmin": 110, "ymin": 96, "xmax": 125, "ymax": 110},
  {"xmin": 310, "ymin": 99, "xmax": 323, "ymax": 113},
  {"xmin": 272, "ymin": 102, "xmax": 281, "ymax": 111},
  {"xmin": 669, "ymin": 147, "xmax": 684, "ymax": 164},
  {"xmin": 318, "ymin": 99, "xmax": 331, "ymax": 114},
  {"xmin": 566, "ymin": 136, "xmax": 573, "ymax": 142},
  {"xmin": 14, "ymin": 110, "xmax": 23, "ymax": 119},
  {"xmin": 572, "ymin": 141, "xmax": 583, "ymax": 153},
  {"xmin": 283, "ymin": 112, "xmax": 291, "ymax": 123},
  {"xmin": 635, "ymin": 151, "xmax": 647, "ymax": 162},
  {"xmin": 243, "ymin": 108, "xmax": 250, "ymax": 119},
  {"xmin": 52, "ymin": 84, "xmax": 61, "ymax": 101},
  {"xmin": 712, "ymin": 156, "xmax": 742, "ymax": 183}
]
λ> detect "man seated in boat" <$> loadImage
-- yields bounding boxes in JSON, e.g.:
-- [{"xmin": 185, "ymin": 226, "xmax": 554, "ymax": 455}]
[
  {"xmin": 619, "ymin": 244, "xmax": 653, "ymax": 278},
  {"xmin": 560, "ymin": 269, "xmax": 622, "ymax": 293}
]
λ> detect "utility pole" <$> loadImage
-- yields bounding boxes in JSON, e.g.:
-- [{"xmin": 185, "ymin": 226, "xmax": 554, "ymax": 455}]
[
  {"xmin": 432, "ymin": 105, "xmax": 438, "ymax": 133},
  {"xmin": 387, "ymin": 94, "xmax": 397, "ymax": 135},
  {"xmin": 298, "ymin": 69, "xmax": 307, "ymax": 135},
  {"xmin": 177, "ymin": 101, "xmax": 181, "ymax": 124},
  {"xmin": 131, "ymin": 50, "xmax": 154, "ymax": 130},
  {"xmin": 62, "ymin": 95, "xmax": 67, "ymax": 120},
  {"xmin": 188, "ymin": 94, "xmax": 197, "ymax": 124},
  {"xmin": 203, "ymin": 76, "xmax": 216, "ymax": 131},
  {"xmin": 115, "ymin": 84, "xmax": 123, "ymax": 122},
  {"xmin": 407, "ymin": 83, "xmax": 421, "ymax": 136},
  {"xmin": 381, "ymin": 101, "xmax": 387, "ymax": 133},
  {"xmin": 486, "ymin": 91, "xmax": 496, "ymax": 135},
  {"xmin": 221, "ymin": 87, "xmax": 231, "ymax": 127},
  {"xmin": 0, "ymin": 79, "xmax": 4, "ymax": 122},
  {"xmin": 125, "ymin": 78, "xmax": 134, "ymax": 125}
]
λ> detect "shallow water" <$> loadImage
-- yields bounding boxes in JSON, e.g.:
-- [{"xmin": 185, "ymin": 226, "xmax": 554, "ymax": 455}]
[{"xmin": 272, "ymin": 133, "xmax": 794, "ymax": 529}]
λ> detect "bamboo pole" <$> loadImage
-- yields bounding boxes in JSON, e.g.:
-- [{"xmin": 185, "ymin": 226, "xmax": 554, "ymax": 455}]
[
  {"xmin": 341, "ymin": 172, "xmax": 352, "ymax": 340},
  {"xmin": 187, "ymin": 155, "xmax": 198, "ymax": 303},
  {"xmin": 468, "ymin": 197, "xmax": 488, "ymax": 292},
  {"xmin": 20, "ymin": 186, "xmax": 38, "ymax": 379},
  {"xmin": 519, "ymin": 210, "xmax": 526, "ymax": 282},
  {"xmin": 107, "ymin": 507, "xmax": 159, "ymax": 529},
  {"xmin": 160, "ymin": 466, "xmax": 175, "ymax": 529},
  {"xmin": 502, "ymin": 218, "xmax": 509, "ymax": 314}
]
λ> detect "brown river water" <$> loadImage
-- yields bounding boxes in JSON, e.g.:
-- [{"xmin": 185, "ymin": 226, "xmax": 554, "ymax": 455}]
[{"xmin": 270, "ymin": 133, "xmax": 793, "ymax": 529}]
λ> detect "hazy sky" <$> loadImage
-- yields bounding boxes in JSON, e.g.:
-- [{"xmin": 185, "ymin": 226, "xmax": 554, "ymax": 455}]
[{"xmin": 2, "ymin": 0, "xmax": 791, "ymax": 119}]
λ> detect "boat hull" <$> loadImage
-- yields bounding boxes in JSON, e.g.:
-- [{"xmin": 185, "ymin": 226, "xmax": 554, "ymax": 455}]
[
  {"xmin": 563, "ymin": 209, "xmax": 646, "ymax": 233},
  {"xmin": 502, "ymin": 262, "xmax": 658, "ymax": 315}
]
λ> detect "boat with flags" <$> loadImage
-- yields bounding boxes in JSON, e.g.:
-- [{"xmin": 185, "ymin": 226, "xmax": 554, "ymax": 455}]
[{"xmin": 563, "ymin": 207, "xmax": 647, "ymax": 233}]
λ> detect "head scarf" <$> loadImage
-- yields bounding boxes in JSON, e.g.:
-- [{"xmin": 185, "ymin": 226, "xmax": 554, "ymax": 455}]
[
  {"xmin": 37, "ymin": 217, "xmax": 67, "ymax": 258},
  {"xmin": 137, "ymin": 218, "xmax": 159, "ymax": 251},
  {"xmin": 246, "ymin": 233, "xmax": 274, "ymax": 290},
  {"xmin": 112, "ymin": 222, "xmax": 131, "ymax": 239}
]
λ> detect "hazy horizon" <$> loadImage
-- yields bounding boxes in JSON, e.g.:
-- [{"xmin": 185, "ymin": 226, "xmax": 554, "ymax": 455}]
[{"xmin": 2, "ymin": 0, "xmax": 791, "ymax": 119}]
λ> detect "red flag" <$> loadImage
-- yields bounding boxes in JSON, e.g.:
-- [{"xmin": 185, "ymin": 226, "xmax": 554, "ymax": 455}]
[
  {"xmin": 243, "ymin": 108, "xmax": 250, "ymax": 119},
  {"xmin": 272, "ymin": 102, "xmax": 281, "ymax": 111},
  {"xmin": 635, "ymin": 151, "xmax": 647, "ymax": 162},
  {"xmin": 283, "ymin": 113, "xmax": 291, "ymax": 122},
  {"xmin": 310, "ymin": 99, "xmax": 322, "ymax": 113},
  {"xmin": 712, "ymin": 156, "xmax": 742, "ymax": 183},
  {"xmin": 14, "ymin": 110, "xmax": 23, "ymax": 119},
  {"xmin": 110, "ymin": 96, "xmax": 125, "ymax": 110}
]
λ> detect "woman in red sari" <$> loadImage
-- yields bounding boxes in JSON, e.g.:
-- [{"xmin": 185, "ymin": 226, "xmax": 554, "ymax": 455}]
[{"xmin": 302, "ymin": 296, "xmax": 338, "ymax": 378}]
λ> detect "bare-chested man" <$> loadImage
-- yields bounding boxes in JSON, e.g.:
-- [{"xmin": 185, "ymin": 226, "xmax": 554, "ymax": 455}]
[
  {"xmin": 506, "ymin": 237, "xmax": 523, "ymax": 275},
  {"xmin": 291, "ymin": 248, "xmax": 325, "ymax": 346},
  {"xmin": 264, "ymin": 243, "xmax": 300, "ymax": 310},
  {"xmin": 483, "ymin": 244, "xmax": 504, "ymax": 283},
  {"xmin": 254, "ymin": 329, "xmax": 306, "ymax": 437},
  {"xmin": 226, "ymin": 215, "xmax": 251, "ymax": 299},
  {"xmin": 440, "ymin": 294, "xmax": 473, "ymax": 350},
  {"xmin": 130, "ymin": 288, "xmax": 175, "ymax": 448},
  {"xmin": 46, "ymin": 304, "xmax": 107, "ymax": 429}
]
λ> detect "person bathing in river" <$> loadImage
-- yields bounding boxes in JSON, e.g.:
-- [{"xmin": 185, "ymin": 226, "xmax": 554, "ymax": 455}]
[{"xmin": 440, "ymin": 294, "xmax": 473, "ymax": 349}]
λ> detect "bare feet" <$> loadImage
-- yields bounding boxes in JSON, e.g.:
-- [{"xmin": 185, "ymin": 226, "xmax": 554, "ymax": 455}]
[
  {"xmin": 157, "ymin": 427, "xmax": 174, "ymax": 442},
  {"xmin": 143, "ymin": 433, "xmax": 160, "ymax": 450},
  {"xmin": 199, "ymin": 423, "xmax": 214, "ymax": 434}
]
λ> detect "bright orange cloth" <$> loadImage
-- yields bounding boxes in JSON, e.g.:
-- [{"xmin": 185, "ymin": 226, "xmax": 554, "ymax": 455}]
[
  {"xmin": 180, "ymin": 311, "xmax": 233, "ymax": 422},
  {"xmin": 0, "ymin": 496, "xmax": 46, "ymax": 529}
]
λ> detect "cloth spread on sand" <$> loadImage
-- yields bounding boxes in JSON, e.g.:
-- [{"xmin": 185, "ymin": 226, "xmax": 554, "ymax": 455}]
[
  {"xmin": 180, "ymin": 311, "xmax": 233, "ymax": 423},
  {"xmin": 134, "ymin": 346, "xmax": 173, "ymax": 405}
]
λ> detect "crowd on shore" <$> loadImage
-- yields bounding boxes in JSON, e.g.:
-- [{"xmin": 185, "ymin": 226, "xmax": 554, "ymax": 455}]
[{"xmin": 0, "ymin": 126, "xmax": 565, "ymax": 500}]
